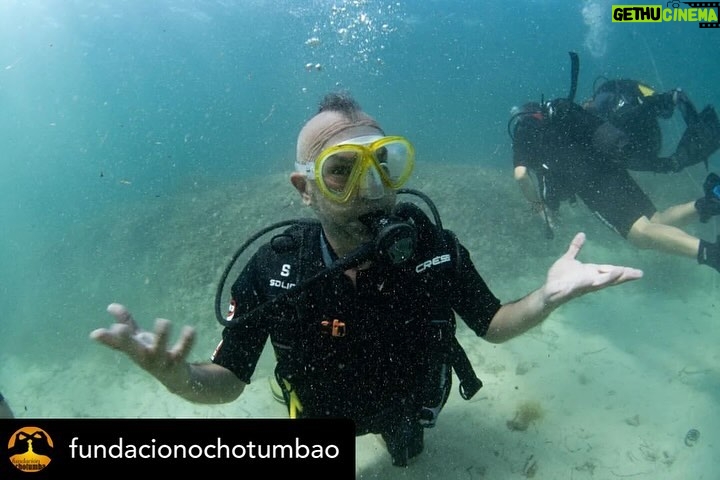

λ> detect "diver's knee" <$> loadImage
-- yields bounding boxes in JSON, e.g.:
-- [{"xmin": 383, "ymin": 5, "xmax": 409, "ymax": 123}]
[{"xmin": 627, "ymin": 217, "xmax": 653, "ymax": 249}]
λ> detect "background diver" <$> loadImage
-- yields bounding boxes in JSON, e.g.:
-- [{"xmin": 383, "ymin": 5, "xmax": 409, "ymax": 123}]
[{"xmin": 510, "ymin": 55, "xmax": 720, "ymax": 275}]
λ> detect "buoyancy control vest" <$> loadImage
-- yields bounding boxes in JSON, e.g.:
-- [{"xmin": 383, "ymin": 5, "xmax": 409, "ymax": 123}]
[{"xmin": 219, "ymin": 198, "xmax": 483, "ymax": 429}]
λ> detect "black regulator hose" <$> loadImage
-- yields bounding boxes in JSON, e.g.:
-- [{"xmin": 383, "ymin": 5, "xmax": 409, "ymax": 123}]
[
  {"xmin": 214, "ymin": 188, "xmax": 442, "ymax": 328},
  {"xmin": 399, "ymin": 187, "xmax": 442, "ymax": 230},
  {"xmin": 213, "ymin": 218, "xmax": 318, "ymax": 327}
]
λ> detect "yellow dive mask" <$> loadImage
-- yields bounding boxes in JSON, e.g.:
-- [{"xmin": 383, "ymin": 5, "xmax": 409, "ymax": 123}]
[{"xmin": 295, "ymin": 135, "xmax": 415, "ymax": 203}]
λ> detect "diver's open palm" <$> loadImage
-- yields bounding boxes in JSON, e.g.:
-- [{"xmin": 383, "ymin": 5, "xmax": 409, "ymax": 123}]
[
  {"xmin": 90, "ymin": 303, "xmax": 196, "ymax": 379},
  {"xmin": 544, "ymin": 233, "xmax": 644, "ymax": 305}
]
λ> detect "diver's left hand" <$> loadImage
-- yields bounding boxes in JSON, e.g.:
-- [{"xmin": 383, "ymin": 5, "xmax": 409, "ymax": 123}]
[{"xmin": 543, "ymin": 232, "xmax": 643, "ymax": 305}]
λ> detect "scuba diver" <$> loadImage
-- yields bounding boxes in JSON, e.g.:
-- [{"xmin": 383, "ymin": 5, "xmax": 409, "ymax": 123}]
[
  {"xmin": 583, "ymin": 77, "xmax": 720, "ymax": 173},
  {"xmin": 510, "ymin": 53, "xmax": 720, "ymax": 274},
  {"xmin": 91, "ymin": 91, "xmax": 641, "ymax": 468}
]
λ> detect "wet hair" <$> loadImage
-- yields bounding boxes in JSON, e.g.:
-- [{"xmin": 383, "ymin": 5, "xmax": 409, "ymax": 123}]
[
  {"xmin": 296, "ymin": 91, "xmax": 383, "ymax": 164},
  {"xmin": 318, "ymin": 91, "xmax": 364, "ymax": 121}
]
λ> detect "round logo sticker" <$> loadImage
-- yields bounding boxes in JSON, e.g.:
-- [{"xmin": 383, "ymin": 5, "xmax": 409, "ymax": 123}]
[{"xmin": 8, "ymin": 426, "xmax": 54, "ymax": 473}]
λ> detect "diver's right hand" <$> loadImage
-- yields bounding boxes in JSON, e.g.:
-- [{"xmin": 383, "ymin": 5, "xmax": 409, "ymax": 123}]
[{"xmin": 90, "ymin": 303, "xmax": 196, "ymax": 381}]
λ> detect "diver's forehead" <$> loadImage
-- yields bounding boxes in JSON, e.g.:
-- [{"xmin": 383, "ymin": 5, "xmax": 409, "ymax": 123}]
[{"xmin": 324, "ymin": 126, "xmax": 383, "ymax": 148}]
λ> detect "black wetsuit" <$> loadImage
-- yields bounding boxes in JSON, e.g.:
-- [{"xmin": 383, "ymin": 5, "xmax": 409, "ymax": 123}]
[
  {"xmin": 212, "ymin": 220, "xmax": 501, "ymax": 464},
  {"xmin": 513, "ymin": 99, "xmax": 657, "ymax": 237}
]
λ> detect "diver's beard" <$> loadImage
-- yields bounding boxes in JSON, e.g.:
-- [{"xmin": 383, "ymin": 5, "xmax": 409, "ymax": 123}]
[
  {"xmin": 313, "ymin": 209, "xmax": 371, "ymax": 252},
  {"xmin": 345, "ymin": 217, "xmax": 376, "ymax": 243},
  {"xmin": 312, "ymin": 190, "xmax": 396, "ymax": 251}
]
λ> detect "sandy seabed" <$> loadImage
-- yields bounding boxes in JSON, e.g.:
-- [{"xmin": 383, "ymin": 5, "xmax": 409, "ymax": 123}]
[{"xmin": 2, "ymin": 165, "xmax": 718, "ymax": 479}]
